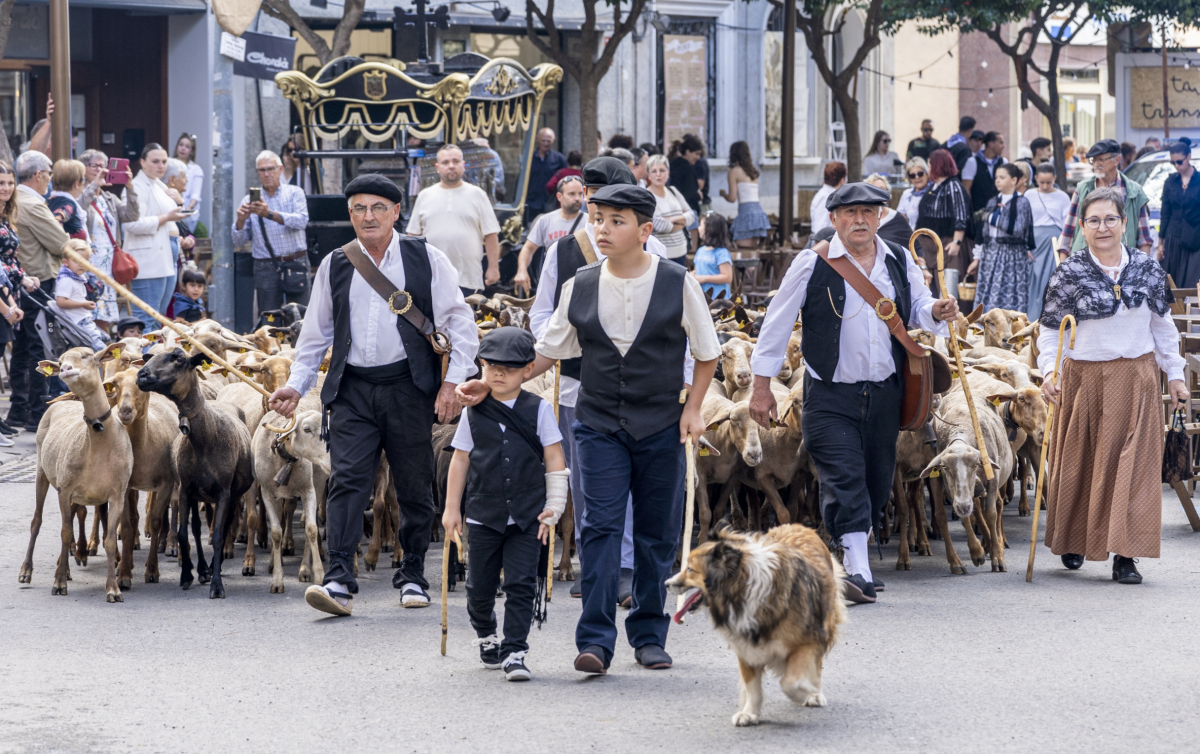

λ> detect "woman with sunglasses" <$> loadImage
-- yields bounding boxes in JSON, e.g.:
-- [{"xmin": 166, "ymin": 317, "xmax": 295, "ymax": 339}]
[
  {"xmin": 1038, "ymin": 187, "xmax": 1187, "ymax": 586},
  {"xmin": 861, "ymin": 131, "xmax": 901, "ymax": 178},
  {"xmin": 897, "ymin": 157, "xmax": 929, "ymax": 227},
  {"xmin": 1158, "ymin": 137, "xmax": 1200, "ymax": 287},
  {"xmin": 916, "ymin": 149, "xmax": 971, "ymax": 298}
]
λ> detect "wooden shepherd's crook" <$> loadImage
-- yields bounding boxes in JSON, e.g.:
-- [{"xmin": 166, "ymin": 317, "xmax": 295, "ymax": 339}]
[
  {"xmin": 910, "ymin": 229, "xmax": 992, "ymax": 481},
  {"xmin": 1026, "ymin": 315, "xmax": 1076, "ymax": 583},
  {"xmin": 676, "ymin": 436, "xmax": 697, "ymax": 622},
  {"xmin": 440, "ymin": 532, "xmax": 451, "ymax": 655},
  {"xmin": 58, "ymin": 245, "xmax": 296, "ymax": 433}
]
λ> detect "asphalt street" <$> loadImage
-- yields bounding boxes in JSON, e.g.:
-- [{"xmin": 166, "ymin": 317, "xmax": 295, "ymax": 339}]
[{"xmin": 2, "ymin": 464, "xmax": 1199, "ymax": 753}]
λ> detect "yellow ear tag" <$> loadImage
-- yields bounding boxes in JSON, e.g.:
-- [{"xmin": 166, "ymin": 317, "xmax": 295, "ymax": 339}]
[
  {"xmin": 951, "ymin": 371, "xmax": 958, "ymax": 379},
  {"xmin": 182, "ymin": 343, "xmax": 192, "ymax": 352},
  {"xmin": 991, "ymin": 398, "xmax": 1001, "ymax": 407},
  {"xmin": 930, "ymin": 470, "xmax": 941, "ymax": 477},
  {"xmin": 112, "ymin": 347, "xmax": 121, "ymax": 360},
  {"xmin": 769, "ymin": 418, "xmax": 780, "ymax": 428},
  {"xmin": 484, "ymin": 313, "xmax": 494, "ymax": 322},
  {"xmin": 41, "ymin": 366, "xmax": 54, "ymax": 376},
  {"xmin": 274, "ymin": 332, "xmax": 285, "ymax": 341},
  {"xmin": 319, "ymin": 364, "xmax": 329, "ymax": 373},
  {"xmin": 698, "ymin": 446, "xmax": 710, "ymax": 456},
  {"xmin": 266, "ymin": 315, "xmax": 275, "ymax": 322},
  {"xmin": 734, "ymin": 296, "xmax": 743, "ymax": 305},
  {"xmin": 792, "ymin": 322, "xmax": 801, "ymax": 331},
  {"xmin": 242, "ymin": 368, "xmax": 252, "ymax": 376}
]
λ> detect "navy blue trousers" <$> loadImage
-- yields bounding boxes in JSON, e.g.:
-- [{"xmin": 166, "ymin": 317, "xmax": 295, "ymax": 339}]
[
  {"xmin": 801, "ymin": 372, "xmax": 902, "ymax": 541},
  {"xmin": 573, "ymin": 421, "xmax": 684, "ymax": 662}
]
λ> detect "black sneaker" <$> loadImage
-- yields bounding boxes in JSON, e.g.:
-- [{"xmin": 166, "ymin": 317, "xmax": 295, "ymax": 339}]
[
  {"xmin": 503, "ymin": 651, "xmax": 532, "ymax": 682},
  {"xmin": 0, "ymin": 418, "xmax": 16, "ymax": 436},
  {"xmin": 842, "ymin": 574, "xmax": 877, "ymax": 604},
  {"xmin": 1113, "ymin": 556, "xmax": 1142, "ymax": 585},
  {"xmin": 1061, "ymin": 553, "xmax": 1084, "ymax": 570},
  {"xmin": 618, "ymin": 567, "xmax": 633, "ymax": 608},
  {"xmin": 6, "ymin": 409, "xmax": 28, "ymax": 427},
  {"xmin": 570, "ymin": 581, "xmax": 582, "ymax": 598},
  {"xmin": 476, "ymin": 635, "xmax": 502, "ymax": 669},
  {"xmin": 24, "ymin": 417, "xmax": 42, "ymax": 433}
]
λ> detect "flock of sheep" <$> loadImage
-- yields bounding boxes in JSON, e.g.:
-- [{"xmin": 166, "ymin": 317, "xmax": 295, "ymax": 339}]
[{"xmin": 12, "ymin": 289, "xmax": 1052, "ymax": 604}]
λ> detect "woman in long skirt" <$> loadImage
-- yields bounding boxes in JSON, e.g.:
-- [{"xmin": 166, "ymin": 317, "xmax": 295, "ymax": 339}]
[
  {"xmin": 969, "ymin": 163, "xmax": 1034, "ymax": 312},
  {"xmin": 1039, "ymin": 186, "xmax": 1188, "ymax": 585},
  {"xmin": 1026, "ymin": 163, "xmax": 1071, "ymax": 319},
  {"xmin": 1158, "ymin": 137, "xmax": 1200, "ymax": 287}
]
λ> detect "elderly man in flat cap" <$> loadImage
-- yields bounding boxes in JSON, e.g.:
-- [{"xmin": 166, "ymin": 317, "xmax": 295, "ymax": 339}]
[
  {"xmin": 749, "ymin": 182, "xmax": 959, "ymax": 604},
  {"xmin": 269, "ymin": 173, "xmax": 479, "ymax": 617},
  {"xmin": 527, "ymin": 157, "xmax": 677, "ymax": 604},
  {"xmin": 1060, "ymin": 138, "xmax": 1153, "ymax": 258}
]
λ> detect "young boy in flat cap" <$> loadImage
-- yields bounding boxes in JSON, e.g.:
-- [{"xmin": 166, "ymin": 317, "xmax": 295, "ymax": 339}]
[
  {"xmin": 458, "ymin": 184, "xmax": 720, "ymax": 675},
  {"xmin": 443, "ymin": 326, "xmax": 569, "ymax": 682}
]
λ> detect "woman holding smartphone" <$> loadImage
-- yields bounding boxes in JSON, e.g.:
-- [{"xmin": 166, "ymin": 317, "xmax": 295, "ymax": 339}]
[
  {"xmin": 123, "ymin": 144, "xmax": 188, "ymax": 328},
  {"xmin": 80, "ymin": 149, "xmax": 138, "ymax": 332}
]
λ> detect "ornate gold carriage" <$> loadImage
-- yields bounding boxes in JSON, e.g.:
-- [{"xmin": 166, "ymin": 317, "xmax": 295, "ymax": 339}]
[{"xmin": 275, "ymin": 54, "xmax": 563, "ymax": 243}]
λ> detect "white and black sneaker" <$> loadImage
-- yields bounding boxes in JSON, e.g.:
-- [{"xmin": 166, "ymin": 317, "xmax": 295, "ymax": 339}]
[
  {"xmin": 474, "ymin": 635, "xmax": 503, "ymax": 669},
  {"xmin": 399, "ymin": 582, "xmax": 430, "ymax": 608},
  {"xmin": 503, "ymin": 651, "xmax": 532, "ymax": 682}
]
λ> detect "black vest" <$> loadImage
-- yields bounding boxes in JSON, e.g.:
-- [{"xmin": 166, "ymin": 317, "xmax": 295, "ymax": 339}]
[
  {"xmin": 465, "ymin": 391, "xmax": 546, "ymax": 533},
  {"xmin": 800, "ymin": 242, "xmax": 912, "ymax": 384},
  {"xmin": 553, "ymin": 234, "xmax": 587, "ymax": 380},
  {"xmin": 568, "ymin": 259, "xmax": 687, "ymax": 439},
  {"xmin": 969, "ymin": 155, "xmax": 1002, "ymax": 213},
  {"xmin": 321, "ymin": 236, "xmax": 439, "ymax": 404}
]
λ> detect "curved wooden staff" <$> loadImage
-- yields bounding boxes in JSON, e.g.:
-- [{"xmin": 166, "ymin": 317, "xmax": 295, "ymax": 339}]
[
  {"xmin": 910, "ymin": 229, "xmax": 992, "ymax": 482},
  {"xmin": 60, "ymin": 245, "xmax": 297, "ymax": 434},
  {"xmin": 440, "ymin": 532, "xmax": 451, "ymax": 655},
  {"xmin": 676, "ymin": 436, "xmax": 697, "ymax": 623},
  {"xmin": 1026, "ymin": 314, "xmax": 1076, "ymax": 583}
]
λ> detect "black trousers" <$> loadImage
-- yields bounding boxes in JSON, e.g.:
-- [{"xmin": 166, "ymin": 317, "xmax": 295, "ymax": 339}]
[
  {"xmin": 9, "ymin": 280, "xmax": 55, "ymax": 422},
  {"xmin": 253, "ymin": 257, "xmax": 311, "ymax": 315},
  {"xmin": 801, "ymin": 372, "xmax": 902, "ymax": 541},
  {"xmin": 324, "ymin": 363, "xmax": 436, "ymax": 592},
  {"xmin": 466, "ymin": 522, "xmax": 540, "ymax": 657}
]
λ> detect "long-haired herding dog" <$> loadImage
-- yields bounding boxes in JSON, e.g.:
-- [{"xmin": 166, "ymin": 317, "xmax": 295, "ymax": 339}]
[{"xmin": 667, "ymin": 524, "xmax": 847, "ymax": 727}]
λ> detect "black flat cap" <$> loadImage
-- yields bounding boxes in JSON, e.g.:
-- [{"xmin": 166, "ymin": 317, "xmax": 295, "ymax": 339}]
[
  {"xmin": 1086, "ymin": 138, "xmax": 1121, "ymax": 158},
  {"xmin": 344, "ymin": 173, "xmax": 404, "ymax": 204},
  {"xmin": 826, "ymin": 182, "xmax": 891, "ymax": 211},
  {"xmin": 478, "ymin": 326, "xmax": 537, "ymax": 368},
  {"xmin": 116, "ymin": 316, "xmax": 144, "ymax": 334},
  {"xmin": 582, "ymin": 156, "xmax": 636, "ymax": 188},
  {"xmin": 588, "ymin": 184, "xmax": 657, "ymax": 219}
]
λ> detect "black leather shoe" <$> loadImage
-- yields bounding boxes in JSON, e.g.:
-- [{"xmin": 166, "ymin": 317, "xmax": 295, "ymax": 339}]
[
  {"xmin": 574, "ymin": 645, "xmax": 609, "ymax": 674},
  {"xmin": 1061, "ymin": 553, "xmax": 1085, "ymax": 570},
  {"xmin": 1113, "ymin": 556, "xmax": 1142, "ymax": 584},
  {"xmin": 872, "ymin": 577, "xmax": 885, "ymax": 592},
  {"xmin": 634, "ymin": 644, "xmax": 672, "ymax": 669},
  {"xmin": 618, "ymin": 567, "xmax": 633, "ymax": 608},
  {"xmin": 23, "ymin": 418, "xmax": 42, "ymax": 433},
  {"xmin": 570, "ymin": 580, "xmax": 582, "ymax": 598},
  {"xmin": 6, "ymin": 409, "xmax": 28, "ymax": 427},
  {"xmin": 842, "ymin": 574, "xmax": 877, "ymax": 604}
]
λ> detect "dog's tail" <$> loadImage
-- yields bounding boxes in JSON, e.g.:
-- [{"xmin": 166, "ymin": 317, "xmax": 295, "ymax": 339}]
[{"xmin": 828, "ymin": 553, "xmax": 850, "ymax": 644}]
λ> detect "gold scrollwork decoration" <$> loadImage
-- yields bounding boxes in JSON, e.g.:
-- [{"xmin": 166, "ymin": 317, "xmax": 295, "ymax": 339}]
[
  {"xmin": 418, "ymin": 74, "xmax": 472, "ymax": 108},
  {"xmin": 529, "ymin": 64, "xmax": 564, "ymax": 97},
  {"xmin": 363, "ymin": 71, "xmax": 388, "ymax": 101},
  {"xmin": 274, "ymin": 72, "xmax": 333, "ymax": 104},
  {"xmin": 501, "ymin": 212, "xmax": 524, "ymax": 246},
  {"xmin": 484, "ymin": 67, "xmax": 520, "ymax": 96}
]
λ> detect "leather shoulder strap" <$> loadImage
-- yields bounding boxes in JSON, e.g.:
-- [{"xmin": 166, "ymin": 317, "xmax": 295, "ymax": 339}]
[
  {"xmin": 813, "ymin": 244, "xmax": 925, "ymax": 358},
  {"xmin": 340, "ymin": 240, "xmax": 436, "ymax": 339},
  {"xmin": 574, "ymin": 228, "xmax": 597, "ymax": 265}
]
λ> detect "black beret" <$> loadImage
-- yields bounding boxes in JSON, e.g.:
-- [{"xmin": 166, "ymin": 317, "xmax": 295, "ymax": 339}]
[
  {"xmin": 1086, "ymin": 139, "xmax": 1121, "ymax": 158},
  {"xmin": 582, "ymin": 156, "xmax": 636, "ymax": 188},
  {"xmin": 344, "ymin": 173, "xmax": 404, "ymax": 204},
  {"xmin": 478, "ymin": 326, "xmax": 537, "ymax": 369},
  {"xmin": 804, "ymin": 226, "xmax": 836, "ymax": 249},
  {"xmin": 826, "ymin": 182, "xmax": 891, "ymax": 211},
  {"xmin": 588, "ymin": 184, "xmax": 657, "ymax": 219},
  {"xmin": 116, "ymin": 316, "xmax": 144, "ymax": 334}
]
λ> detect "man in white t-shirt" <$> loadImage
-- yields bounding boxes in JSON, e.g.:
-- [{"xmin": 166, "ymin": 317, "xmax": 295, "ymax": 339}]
[
  {"xmin": 513, "ymin": 175, "xmax": 586, "ymax": 295},
  {"xmin": 407, "ymin": 144, "xmax": 501, "ymax": 295}
]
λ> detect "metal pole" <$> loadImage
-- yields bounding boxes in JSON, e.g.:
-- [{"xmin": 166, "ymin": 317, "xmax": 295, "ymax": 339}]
[
  {"xmin": 778, "ymin": 0, "xmax": 796, "ymax": 247},
  {"xmin": 1162, "ymin": 21, "xmax": 1171, "ymax": 139},
  {"xmin": 212, "ymin": 34, "xmax": 236, "ymax": 328},
  {"xmin": 49, "ymin": 0, "xmax": 72, "ymax": 161}
]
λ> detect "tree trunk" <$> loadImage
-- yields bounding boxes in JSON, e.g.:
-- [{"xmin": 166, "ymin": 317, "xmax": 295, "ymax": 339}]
[
  {"xmin": 578, "ymin": 72, "xmax": 599, "ymax": 163},
  {"xmin": 836, "ymin": 88, "xmax": 863, "ymax": 182}
]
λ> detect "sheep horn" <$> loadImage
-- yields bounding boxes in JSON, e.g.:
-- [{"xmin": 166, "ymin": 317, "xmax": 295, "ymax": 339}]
[{"xmin": 495, "ymin": 294, "xmax": 536, "ymax": 308}]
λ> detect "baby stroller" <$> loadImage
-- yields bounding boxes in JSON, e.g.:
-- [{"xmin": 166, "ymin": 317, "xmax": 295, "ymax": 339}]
[{"xmin": 23, "ymin": 286, "xmax": 108, "ymax": 358}]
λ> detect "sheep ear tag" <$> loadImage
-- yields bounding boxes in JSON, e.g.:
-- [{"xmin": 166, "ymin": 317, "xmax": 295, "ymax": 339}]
[
  {"xmin": 238, "ymin": 348, "xmax": 248, "ymax": 354},
  {"xmin": 266, "ymin": 315, "xmax": 275, "ymax": 322},
  {"xmin": 929, "ymin": 470, "xmax": 941, "ymax": 477},
  {"xmin": 991, "ymin": 398, "xmax": 1001, "ymax": 407},
  {"xmin": 705, "ymin": 421, "xmax": 721, "ymax": 431},
  {"xmin": 40, "ymin": 365, "xmax": 55, "ymax": 376},
  {"xmin": 698, "ymin": 446, "xmax": 710, "ymax": 457},
  {"xmin": 182, "ymin": 342, "xmax": 192, "ymax": 352}
]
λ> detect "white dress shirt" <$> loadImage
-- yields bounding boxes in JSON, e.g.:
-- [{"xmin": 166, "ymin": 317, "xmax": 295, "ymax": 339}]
[
  {"xmin": 751, "ymin": 232, "xmax": 949, "ymax": 383},
  {"xmin": 1037, "ymin": 247, "xmax": 1185, "ymax": 382},
  {"xmin": 529, "ymin": 226, "xmax": 678, "ymax": 407},
  {"xmin": 809, "ymin": 184, "xmax": 836, "ymax": 235},
  {"xmin": 285, "ymin": 230, "xmax": 480, "ymax": 396},
  {"xmin": 121, "ymin": 171, "xmax": 179, "ymax": 279},
  {"xmin": 536, "ymin": 254, "xmax": 721, "ymax": 374}
]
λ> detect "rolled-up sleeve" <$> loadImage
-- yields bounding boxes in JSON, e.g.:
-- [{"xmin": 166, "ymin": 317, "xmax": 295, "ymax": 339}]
[
  {"xmin": 905, "ymin": 251, "xmax": 951, "ymax": 336},
  {"xmin": 426, "ymin": 242, "xmax": 480, "ymax": 384},
  {"xmin": 751, "ymin": 250, "xmax": 814, "ymax": 378}
]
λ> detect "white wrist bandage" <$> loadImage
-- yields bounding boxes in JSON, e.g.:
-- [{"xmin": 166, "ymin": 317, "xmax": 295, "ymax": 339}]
[{"xmin": 543, "ymin": 468, "xmax": 570, "ymax": 525}]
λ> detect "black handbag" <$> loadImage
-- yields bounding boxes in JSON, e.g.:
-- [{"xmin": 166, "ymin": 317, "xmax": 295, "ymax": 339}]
[
  {"xmin": 257, "ymin": 215, "xmax": 309, "ymax": 295},
  {"xmin": 1163, "ymin": 409, "xmax": 1190, "ymax": 485}
]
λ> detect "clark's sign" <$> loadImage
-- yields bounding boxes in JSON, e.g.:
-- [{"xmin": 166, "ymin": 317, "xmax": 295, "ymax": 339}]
[
  {"xmin": 1131, "ymin": 67, "xmax": 1200, "ymax": 129},
  {"xmin": 233, "ymin": 31, "xmax": 297, "ymax": 81}
]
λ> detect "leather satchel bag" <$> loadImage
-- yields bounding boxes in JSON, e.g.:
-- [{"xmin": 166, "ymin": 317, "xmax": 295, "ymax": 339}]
[
  {"xmin": 94, "ymin": 202, "xmax": 138, "ymax": 285},
  {"xmin": 813, "ymin": 244, "xmax": 952, "ymax": 430},
  {"xmin": 258, "ymin": 215, "xmax": 309, "ymax": 295},
  {"xmin": 1163, "ymin": 409, "xmax": 1190, "ymax": 485}
]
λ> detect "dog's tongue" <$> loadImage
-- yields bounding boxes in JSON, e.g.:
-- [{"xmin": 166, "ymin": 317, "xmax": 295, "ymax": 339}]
[{"xmin": 673, "ymin": 588, "xmax": 702, "ymax": 624}]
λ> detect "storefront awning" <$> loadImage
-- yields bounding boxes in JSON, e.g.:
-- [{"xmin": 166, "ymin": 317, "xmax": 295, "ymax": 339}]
[{"xmin": 16, "ymin": 0, "xmax": 207, "ymax": 13}]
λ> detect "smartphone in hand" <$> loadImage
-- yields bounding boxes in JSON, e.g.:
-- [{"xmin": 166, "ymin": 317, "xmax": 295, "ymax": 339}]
[
  {"xmin": 249, "ymin": 187, "xmax": 262, "ymax": 204},
  {"xmin": 107, "ymin": 158, "xmax": 129, "ymax": 185}
]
